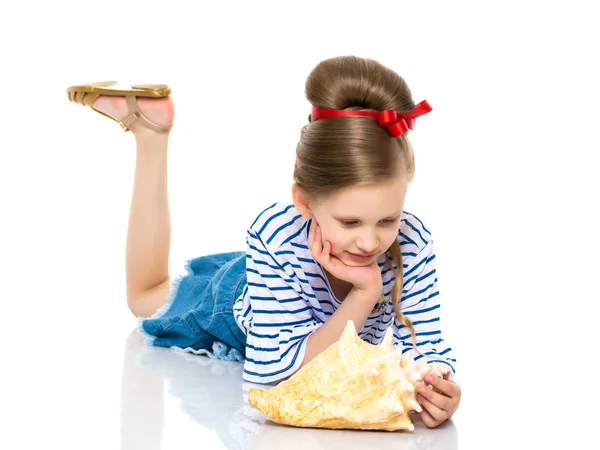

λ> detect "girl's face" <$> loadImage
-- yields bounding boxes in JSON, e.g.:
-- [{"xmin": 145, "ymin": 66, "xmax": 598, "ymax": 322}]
[{"xmin": 294, "ymin": 177, "xmax": 408, "ymax": 267}]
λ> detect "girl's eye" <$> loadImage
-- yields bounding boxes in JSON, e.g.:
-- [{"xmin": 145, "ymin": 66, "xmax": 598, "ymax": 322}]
[{"xmin": 340, "ymin": 218, "xmax": 397, "ymax": 226}]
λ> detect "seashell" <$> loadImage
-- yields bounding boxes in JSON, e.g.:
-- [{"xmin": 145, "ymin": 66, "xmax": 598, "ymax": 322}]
[{"xmin": 248, "ymin": 320, "xmax": 450, "ymax": 431}]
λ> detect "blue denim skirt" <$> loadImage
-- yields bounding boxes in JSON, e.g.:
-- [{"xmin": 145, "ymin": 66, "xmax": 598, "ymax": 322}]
[{"xmin": 138, "ymin": 251, "xmax": 248, "ymax": 361}]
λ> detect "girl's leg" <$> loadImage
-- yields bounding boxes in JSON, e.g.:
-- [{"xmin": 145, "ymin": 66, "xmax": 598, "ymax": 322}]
[{"xmin": 92, "ymin": 95, "xmax": 175, "ymax": 318}]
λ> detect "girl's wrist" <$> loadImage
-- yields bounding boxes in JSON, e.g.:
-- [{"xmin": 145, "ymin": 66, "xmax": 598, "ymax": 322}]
[{"xmin": 350, "ymin": 285, "xmax": 382, "ymax": 302}]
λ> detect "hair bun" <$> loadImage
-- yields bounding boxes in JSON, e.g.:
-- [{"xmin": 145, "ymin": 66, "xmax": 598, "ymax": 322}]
[{"xmin": 305, "ymin": 56, "xmax": 415, "ymax": 112}]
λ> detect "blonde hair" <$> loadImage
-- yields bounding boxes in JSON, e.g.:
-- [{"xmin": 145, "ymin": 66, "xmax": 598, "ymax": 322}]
[{"xmin": 293, "ymin": 55, "xmax": 423, "ymax": 355}]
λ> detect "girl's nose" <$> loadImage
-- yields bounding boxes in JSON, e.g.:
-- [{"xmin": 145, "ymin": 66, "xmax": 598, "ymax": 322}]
[{"xmin": 356, "ymin": 232, "xmax": 379, "ymax": 254}]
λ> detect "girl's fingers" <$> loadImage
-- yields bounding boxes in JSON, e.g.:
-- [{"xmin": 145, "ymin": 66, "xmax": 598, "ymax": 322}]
[
  {"xmin": 321, "ymin": 241, "xmax": 338, "ymax": 271},
  {"xmin": 310, "ymin": 222, "xmax": 325, "ymax": 264},
  {"xmin": 419, "ymin": 408, "xmax": 439, "ymax": 429},
  {"xmin": 418, "ymin": 382, "xmax": 450, "ymax": 411},
  {"xmin": 418, "ymin": 394, "xmax": 447, "ymax": 423},
  {"xmin": 309, "ymin": 223, "xmax": 342, "ymax": 281},
  {"xmin": 424, "ymin": 374, "xmax": 460, "ymax": 399},
  {"xmin": 322, "ymin": 240, "xmax": 331, "ymax": 259},
  {"xmin": 315, "ymin": 225, "xmax": 323, "ymax": 254}
]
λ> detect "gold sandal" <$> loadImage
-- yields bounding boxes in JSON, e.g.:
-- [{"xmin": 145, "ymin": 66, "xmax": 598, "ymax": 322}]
[{"xmin": 66, "ymin": 81, "xmax": 173, "ymax": 133}]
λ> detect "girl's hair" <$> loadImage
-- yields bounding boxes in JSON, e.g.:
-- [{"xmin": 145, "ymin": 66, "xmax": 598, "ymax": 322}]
[{"xmin": 293, "ymin": 55, "xmax": 423, "ymax": 355}]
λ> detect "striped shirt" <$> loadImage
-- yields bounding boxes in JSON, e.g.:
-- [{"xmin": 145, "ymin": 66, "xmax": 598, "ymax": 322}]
[{"xmin": 233, "ymin": 201, "xmax": 456, "ymax": 384}]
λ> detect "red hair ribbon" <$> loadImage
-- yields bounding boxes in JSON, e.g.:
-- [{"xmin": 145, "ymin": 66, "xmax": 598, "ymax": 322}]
[{"xmin": 310, "ymin": 100, "xmax": 432, "ymax": 137}]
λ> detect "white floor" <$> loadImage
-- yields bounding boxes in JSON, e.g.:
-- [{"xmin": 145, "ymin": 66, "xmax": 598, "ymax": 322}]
[
  {"xmin": 7, "ymin": 313, "xmax": 596, "ymax": 450},
  {"xmin": 5, "ymin": 317, "xmax": 592, "ymax": 450},
  {"xmin": 120, "ymin": 330, "xmax": 459, "ymax": 450}
]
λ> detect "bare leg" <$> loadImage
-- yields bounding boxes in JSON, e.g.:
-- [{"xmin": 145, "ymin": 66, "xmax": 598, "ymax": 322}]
[{"xmin": 93, "ymin": 95, "xmax": 175, "ymax": 318}]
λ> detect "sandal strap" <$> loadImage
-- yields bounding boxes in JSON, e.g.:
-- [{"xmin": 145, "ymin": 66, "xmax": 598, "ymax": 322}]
[{"xmin": 120, "ymin": 96, "xmax": 172, "ymax": 133}]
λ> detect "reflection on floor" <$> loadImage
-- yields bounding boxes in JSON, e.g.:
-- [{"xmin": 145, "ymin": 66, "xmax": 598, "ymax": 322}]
[{"xmin": 121, "ymin": 329, "xmax": 458, "ymax": 449}]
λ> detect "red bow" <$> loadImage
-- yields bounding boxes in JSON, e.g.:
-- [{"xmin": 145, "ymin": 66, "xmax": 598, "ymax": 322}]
[{"xmin": 310, "ymin": 100, "xmax": 432, "ymax": 137}]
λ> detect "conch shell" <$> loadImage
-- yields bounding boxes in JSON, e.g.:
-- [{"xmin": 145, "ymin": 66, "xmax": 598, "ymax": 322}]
[{"xmin": 248, "ymin": 320, "xmax": 449, "ymax": 431}]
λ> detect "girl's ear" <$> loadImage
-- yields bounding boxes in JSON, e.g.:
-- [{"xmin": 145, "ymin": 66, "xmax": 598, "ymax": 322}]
[{"xmin": 291, "ymin": 184, "xmax": 314, "ymax": 219}]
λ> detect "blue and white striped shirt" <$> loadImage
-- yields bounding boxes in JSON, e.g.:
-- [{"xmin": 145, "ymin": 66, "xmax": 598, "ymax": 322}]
[{"xmin": 233, "ymin": 201, "xmax": 456, "ymax": 384}]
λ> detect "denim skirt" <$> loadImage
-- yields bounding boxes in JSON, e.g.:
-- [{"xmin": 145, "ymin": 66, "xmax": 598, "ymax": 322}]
[{"xmin": 138, "ymin": 251, "xmax": 248, "ymax": 362}]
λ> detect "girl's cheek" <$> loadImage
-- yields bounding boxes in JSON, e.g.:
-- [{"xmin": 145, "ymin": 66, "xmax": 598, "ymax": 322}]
[{"xmin": 319, "ymin": 230, "xmax": 333, "ymax": 249}]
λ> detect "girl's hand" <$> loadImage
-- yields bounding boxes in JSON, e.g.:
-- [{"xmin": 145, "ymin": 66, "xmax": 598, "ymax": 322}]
[
  {"xmin": 416, "ymin": 371, "xmax": 461, "ymax": 428},
  {"xmin": 308, "ymin": 218, "xmax": 382, "ymax": 294}
]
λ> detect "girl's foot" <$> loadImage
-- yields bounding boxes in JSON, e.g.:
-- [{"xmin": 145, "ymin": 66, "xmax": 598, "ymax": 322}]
[{"xmin": 92, "ymin": 95, "xmax": 175, "ymax": 137}]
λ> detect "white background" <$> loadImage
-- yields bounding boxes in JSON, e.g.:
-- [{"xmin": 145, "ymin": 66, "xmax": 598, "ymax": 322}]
[{"xmin": 1, "ymin": 1, "xmax": 599, "ymax": 448}]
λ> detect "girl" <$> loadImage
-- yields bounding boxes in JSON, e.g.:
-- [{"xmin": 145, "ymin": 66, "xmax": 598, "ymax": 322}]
[{"xmin": 67, "ymin": 55, "xmax": 461, "ymax": 428}]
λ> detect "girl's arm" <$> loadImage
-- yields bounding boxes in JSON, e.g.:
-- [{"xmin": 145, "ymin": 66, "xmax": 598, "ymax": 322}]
[
  {"xmin": 301, "ymin": 287, "xmax": 379, "ymax": 368},
  {"xmin": 397, "ymin": 239, "xmax": 457, "ymax": 375}
]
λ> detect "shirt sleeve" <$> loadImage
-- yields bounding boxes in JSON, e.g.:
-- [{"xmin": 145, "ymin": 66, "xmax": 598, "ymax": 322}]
[
  {"xmin": 393, "ymin": 238, "xmax": 458, "ymax": 375},
  {"xmin": 242, "ymin": 229, "xmax": 323, "ymax": 384}
]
